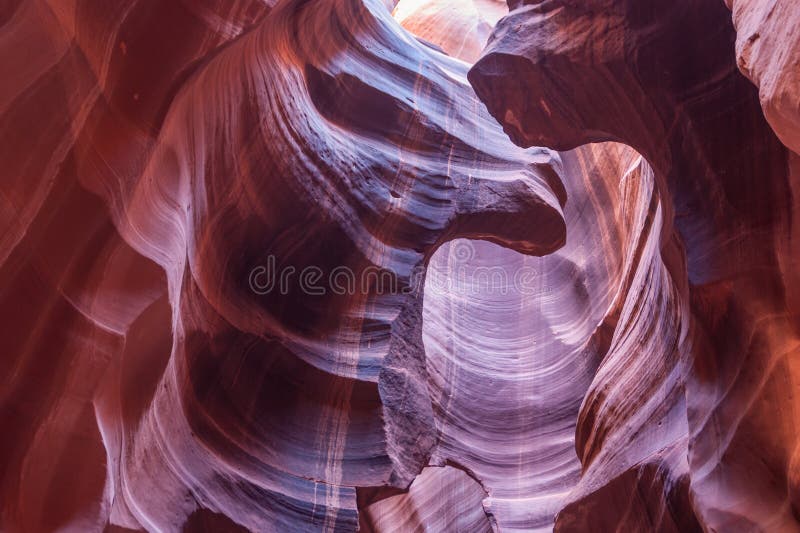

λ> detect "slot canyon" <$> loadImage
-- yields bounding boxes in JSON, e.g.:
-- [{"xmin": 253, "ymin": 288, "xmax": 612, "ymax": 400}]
[{"xmin": 1, "ymin": 0, "xmax": 800, "ymax": 531}]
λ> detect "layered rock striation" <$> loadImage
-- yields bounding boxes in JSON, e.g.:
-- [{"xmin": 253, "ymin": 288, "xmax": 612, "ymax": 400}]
[
  {"xmin": 2, "ymin": 0, "xmax": 799, "ymax": 531},
  {"xmin": 471, "ymin": 0, "xmax": 800, "ymax": 530},
  {"xmin": 2, "ymin": 0, "xmax": 564, "ymax": 530}
]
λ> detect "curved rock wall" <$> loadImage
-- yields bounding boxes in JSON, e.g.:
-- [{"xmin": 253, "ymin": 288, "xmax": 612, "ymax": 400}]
[
  {"xmin": 725, "ymin": 0, "xmax": 800, "ymax": 156},
  {"xmin": 420, "ymin": 143, "xmax": 693, "ymax": 532},
  {"xmin": 392, "ymin": 0, "xmax": 506, "ymax": 63},
  {"xmin": 471, "ymin": 0, "xmax": 800, "ymax": 530},
  {"xmin": 2, "ymin": 0, "xmax": 799, "ymax": 531},
  {"xmin": 2, "ymin": 0, "xmax": 563, "ymax": 530},
  {"xmin": 1, "ymin": 1, "xmax": 270, "ymax": 530}
]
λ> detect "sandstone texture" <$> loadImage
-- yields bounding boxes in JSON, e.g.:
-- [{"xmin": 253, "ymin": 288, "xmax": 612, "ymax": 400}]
[
  {"xmin": 393, "ymin": 0, "xmax": 506, "ymax": 63},
  {"xmin": 1, "ymin": 0, "xmax": 799, "ymax": 532},
  {"xmin": 726, "ymin": 0, "xmax": 800, "ymax": 155},
  {"xmin": 471, "ymin": 0, "xmax": 800, "ymax": 530}
]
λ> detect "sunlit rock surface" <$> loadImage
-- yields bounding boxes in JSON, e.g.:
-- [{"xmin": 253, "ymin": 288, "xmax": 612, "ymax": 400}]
[
  {"xmin": 393, "ymin": 0, "xmax": 506, "ymax": 63},
  {"xmin": 471, "ymin": 0, "xmax": 800, "ymax": 530},
  {"xmin": 1, "ymin": 0, "xmax": 563, "ymax": 530},
  {"xmin": 2, "ymin": 0, "xmax": 799, "ymax": 531},
  {"xmin": 361, "ymin": 466, "xmax": 493, "ymax": 532},
  {"xmin": 725, "ymin": 0, "xmax": 800, "ymax": 156},
  {"xmin": 421, "ymin": 143, "xmax": 690, "ymax": 532}
]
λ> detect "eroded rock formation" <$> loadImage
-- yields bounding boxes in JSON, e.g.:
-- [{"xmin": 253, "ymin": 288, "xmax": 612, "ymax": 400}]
[
  {"xmin": 471, "ymin": 0, "xmax": 800, "ymax": 530},
  {"xmin": 3, "ymin": 0, "xmax": 563, "ymax": 530},
  {"xmin": 392, "ymin": 0, "xmax": 506, "ymax": 63},
  {"xmin": 1, "ymin": 0, "xmax": 799, "ymax": 531},
  {"xmin": 726, "ymin": 0, "xmax": 800, "ymax": 156},
  {"xmin": 420, "ymin": 143, "xmax": 694, "ymax": 533}
]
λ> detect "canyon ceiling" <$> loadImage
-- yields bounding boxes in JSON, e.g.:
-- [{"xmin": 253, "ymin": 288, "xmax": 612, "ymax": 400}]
[{"xmin": 1, "ymin": 0, "xmax": 800, "ymax": 531}]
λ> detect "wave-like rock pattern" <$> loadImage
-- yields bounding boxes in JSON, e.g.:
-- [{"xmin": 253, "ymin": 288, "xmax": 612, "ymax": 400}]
[
  {"xmin": 396, "ymin": 6, "xmax": 696, "ymax": 530},
  {"xmin": 422, "ymin": 143, "xmax": 692, "ymax": 532},
  {"xmin": 471, "ymin": 0, "xmax": 800, "ymax": 530},
  {"xmin": 2, "ymin": 0, "xmax": 799, "ymax": 531},
  {"xmin": 1, "ymin": 1, "xmax": 270, "ymax": 531},
  {"xmin": 115, "ymin": 1, "xmax": 571, "ymax": 528},
  {"xmin": 1, "ymin": 0, "xmax": 569, "ymax": 530}
]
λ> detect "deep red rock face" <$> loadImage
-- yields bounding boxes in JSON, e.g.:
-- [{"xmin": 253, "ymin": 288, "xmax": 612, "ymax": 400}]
[{"xmin": 1, "ymin": 0, "xmax": 798, "ymax": 531}]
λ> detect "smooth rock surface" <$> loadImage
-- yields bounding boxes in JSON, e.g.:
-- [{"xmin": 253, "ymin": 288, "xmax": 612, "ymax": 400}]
[
  {"xmin": 2, "ymin": 0, "xmax": 799, "ymax": 531},
  {"xmin": 0, "ymin": 0, "xmax": 565, "ymax": 530},
  {"xmin": 393, "ymin": 0, "xmax": 506, "ymax": 63},
  {"xmin": 726, "ymin": 0, "xmax": 800, "ymax": 155},
  {"xmin": 471, "ymin": 0, "xmax": 800, "ymax": 530}
]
